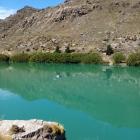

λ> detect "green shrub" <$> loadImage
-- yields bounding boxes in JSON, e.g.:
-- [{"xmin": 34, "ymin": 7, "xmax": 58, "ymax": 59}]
[
  {"xmin": 54, "ymin": 46, "xmax": 61, "ymax": 53},
  {"xmin": 113, "ymin": 52, "xmax": 126, "ymax": 64},
  {"xmin": 67, "ymin": 53, "xmax": 82, "ymax": 63},
  {"xmin": 127, "ymin": 52, "xmax": 140, "ymax": 66},
  {"xmin": 106, "ymin": 45, "xmax": 114, "ymax": 55},
  {"xmin": 81, "ymin": 53, "xmax": 103, "ymax": 64},
  {"xmin": 10, "ymin": 53, "xmax": 30, "ymax": 63},
  {"xmin": 30, "ymin": 53, "xmax": 78, "ymax": 63},
  {"xmin": 0, "ymin": 54, "xmax": 9, "ymax": 62},
  {"xmin": 29, "ymin": 53, "xmax": 64, "ymax": 63},
  {"xmin": 65, "ymin": 47, "xmax": 71, "ymax": 53},
  {"xmin": 29, "ymin": 52, "xmax": 102, "ymax": 64},
  {"xmin": 30, "ymin": 53, "xmax": 49, "ymax": 63}
]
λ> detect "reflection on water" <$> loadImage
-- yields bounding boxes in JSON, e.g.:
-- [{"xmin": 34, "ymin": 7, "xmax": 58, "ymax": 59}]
[{"xmin": 0, "ymin": 63, "xmax": 140, "ymax": 140}]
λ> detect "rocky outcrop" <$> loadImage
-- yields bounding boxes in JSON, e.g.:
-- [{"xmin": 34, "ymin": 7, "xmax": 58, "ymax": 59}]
[
  {"xmin": 0, "ymin": 6, "xmax": 39, "ymax": 33},
  {"xmin": 0, "ymin": 120, "xmax": 66, "ymax": 140},
  {"xmin": 53, "ymin": 4, "xmax": 93, "ymax": 22}
]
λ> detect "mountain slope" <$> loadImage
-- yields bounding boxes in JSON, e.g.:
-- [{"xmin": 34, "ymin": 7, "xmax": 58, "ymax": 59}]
[{"xmin": 0, "ymin": 0, "xmax": 140, "ymax": 55}]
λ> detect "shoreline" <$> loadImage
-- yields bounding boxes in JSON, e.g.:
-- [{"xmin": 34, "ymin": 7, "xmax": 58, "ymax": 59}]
[{"xmin": 0, "ymin": 52, "xmax": 139, "ymax": 66}]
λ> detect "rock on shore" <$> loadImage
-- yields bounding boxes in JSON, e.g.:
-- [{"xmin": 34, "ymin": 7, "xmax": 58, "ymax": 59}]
[{"xmin": 0, "ymin": 119, "xmax": 66, "ymax": 140}]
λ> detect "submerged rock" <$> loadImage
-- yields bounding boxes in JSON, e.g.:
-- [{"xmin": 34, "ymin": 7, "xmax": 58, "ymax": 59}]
[{"xmin": 0, "ymin": 120, "xmax": 66, "ymax": 140}]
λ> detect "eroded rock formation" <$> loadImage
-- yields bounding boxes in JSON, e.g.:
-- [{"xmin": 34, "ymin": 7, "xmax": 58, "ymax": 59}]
[{"xmin": 0, "ymin": 120, "xmax": 66, "ymax": 140}]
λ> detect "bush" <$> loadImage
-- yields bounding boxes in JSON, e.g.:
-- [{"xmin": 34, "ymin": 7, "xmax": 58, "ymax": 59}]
[
  {"xmin": 30, "ymin": 53, "xmax": 49, "ymax": 63},
  {"xmin": 29, "ymin": 52, "xmax": 103, "ymax": 64},
  {"xmin": 113, "ymin": 52, "xmax": 126, "ymax": 64},
  {"xmin": 0, "ymin": 54, "xmax": 9, "ymax": 62},
  {"xmin": 30, "ymin": 53, "xmax": 79, "ymax": 63},
  {"xmin": 81, "ymin": 53, "xmax": 103, "ymax": 64},
  {"xmin": 106, "ymin": 45, "xmax": 114, "ymax": 55},
  {"xmin": 54, "ymin": 46, "xmax": 61, "ymax": 53},
  {"xmin": 30, "ymin": 53, "xmax": 64, "ymax": 63},
  {"xmin": 65, "ymin": 47, "xmax": 71, "ymax": 53},
  {"xmin": 51, "ymin": 53, "xmax": 63, "ymax": 63},
  {"xmin": 127, "ymin": 52, "xmax": 140, "ymax": 66},
  {"xmin": 67, "ymin": 53, "xmax": 82, "ymax": 63},
  {"xmin": 10, "ymin": 53, "xmax": 30, "ymax": 63}
]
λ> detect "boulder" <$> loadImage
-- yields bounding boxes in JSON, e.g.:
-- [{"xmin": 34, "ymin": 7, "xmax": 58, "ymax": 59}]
[{"xmin": 0, "ymin": 120, "xmax": 66, "ymax": 140}]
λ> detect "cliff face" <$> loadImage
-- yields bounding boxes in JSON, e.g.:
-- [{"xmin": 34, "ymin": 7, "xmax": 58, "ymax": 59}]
[{"xmin": 0, "ymin": 0, "xmax": 140, "ymax": 55}]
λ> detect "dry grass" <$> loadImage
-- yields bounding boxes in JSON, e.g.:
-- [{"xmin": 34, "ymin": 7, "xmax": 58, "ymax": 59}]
[
  {"xmin": 9, "ymin": 125, "xmax": 25, "ymax": 135},
  {"xmin": 43, "ymin": 123, "xmax": 65, "ymax": 135},
  {"xmin": 0, "ymin": 134, "xmax": 12, "ymax": 140}
]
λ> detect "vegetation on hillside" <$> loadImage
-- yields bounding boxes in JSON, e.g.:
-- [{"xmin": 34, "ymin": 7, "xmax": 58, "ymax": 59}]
[
  {"xmin": 10, "ymin": 53, "xmax": 30, "ymax": 63},
  {"xmin": 113, "ymin": 52, "xmax": 126, "ymax": 64},
  {"xmin": 29, "ymin": 52, "xmax": 103, "ymax": 64},
  {"xmin": 0, "ymin": 53, "xmax": 103, "ymax": 64},
  {"xmin": 0, "ymin": 52, "xmax": 139, "ymax": 66},
  {"xmin": 106, "ymin": 45, "xmax": 114, "ymax": 56},
  {"xmin": 54, "ymin": 46, "xmax": 61, "ymax": 53},
  {"xmin": 127, "ymin": 52, "xmax": 140, "ymax": 66}
]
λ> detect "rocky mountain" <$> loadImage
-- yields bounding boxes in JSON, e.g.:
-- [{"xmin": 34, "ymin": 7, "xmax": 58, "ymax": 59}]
[{"xmin": 0, "ymin": 0, "xmax": 140, "ymax": 55}]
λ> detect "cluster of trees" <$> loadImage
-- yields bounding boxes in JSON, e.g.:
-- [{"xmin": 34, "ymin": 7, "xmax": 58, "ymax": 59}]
[{"xmin": 0, "ymin": 52, "xmax": 102, "ymax": 64}]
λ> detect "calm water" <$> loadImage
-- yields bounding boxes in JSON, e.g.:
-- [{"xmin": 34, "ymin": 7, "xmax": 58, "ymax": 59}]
[{"xmin": 0, "ymin": 63, "xmax": 140, "ymax": 140}]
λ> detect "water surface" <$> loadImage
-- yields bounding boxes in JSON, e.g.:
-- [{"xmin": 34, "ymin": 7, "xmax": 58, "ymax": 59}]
[{"xmin": 0, "ymin": 63, "xmax": 140, "ymax": 140}]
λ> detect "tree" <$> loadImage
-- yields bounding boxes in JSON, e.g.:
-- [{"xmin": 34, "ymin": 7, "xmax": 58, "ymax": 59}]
[
  {"xmin": 106, "ymin": 45, "xmax": 114, "ymax": 55},
  {"xmin": 55, "ymin": 46, "xmax": 61, "ymax": 53},
  {"xmin": 65, "ymin": 46, "xmax": 71, "ymax": 53}
]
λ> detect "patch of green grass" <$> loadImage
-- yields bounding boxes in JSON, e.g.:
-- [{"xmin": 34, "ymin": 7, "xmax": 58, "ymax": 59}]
[
  {"xmin": 2, "ymin": 51, "xmax": 140, "ymax": 66},
  {"xmin": 10, "ymin": 53, "xmax": 30, "ymax": 63},
  {"xmin": 29, "ymin": 53, "xmax": 66, "ymax": 63},
  {"xmin": 29, "ymin": 53, "xmax": 102, "ymax": 64},
  {"xmin": 127, "ymin": 52, "xmax": 140, "ymax": 66},
  {"xmin": 64, "ymin": 53, "xmax": 82, "ymax": 63},
  {"xmin": 81, "ymin": 53, "xmax": 103, "ymax": 64},
  {"xmin": 113, "ymin": 52, "xmax": 126, "ymax": 64}
]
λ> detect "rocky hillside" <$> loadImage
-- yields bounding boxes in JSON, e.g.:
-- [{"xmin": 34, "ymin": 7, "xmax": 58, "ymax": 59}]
[{"xmin": 0, "ymin": 0, "xmax": 140, "ymax": 55}]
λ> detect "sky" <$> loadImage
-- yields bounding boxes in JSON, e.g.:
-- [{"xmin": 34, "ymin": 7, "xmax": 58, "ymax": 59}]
[{"xmin": 0, "ymin": 0, "xmax": 64, "ymax": 19}]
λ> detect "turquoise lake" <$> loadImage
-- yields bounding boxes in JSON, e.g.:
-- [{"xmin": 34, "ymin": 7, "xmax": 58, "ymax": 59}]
[{"xmin": 0, "ymin": 63, "xmax": 140, "ymax": 140}]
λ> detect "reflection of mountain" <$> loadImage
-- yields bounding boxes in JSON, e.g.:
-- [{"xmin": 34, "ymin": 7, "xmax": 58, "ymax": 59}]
[{"xmin": 0, "ymin": 63, "xmax": 140, "ymax": 128}]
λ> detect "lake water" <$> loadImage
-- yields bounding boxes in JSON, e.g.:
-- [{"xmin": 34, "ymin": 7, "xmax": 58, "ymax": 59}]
[{"xmin": 0, "ymin": 63, "xmax": 140, "ymax": 140}]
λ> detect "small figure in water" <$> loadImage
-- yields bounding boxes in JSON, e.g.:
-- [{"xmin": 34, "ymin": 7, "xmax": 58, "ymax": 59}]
[{"xmin": 56, "ymin": 73, "xmax": 62, "ymax": 79}]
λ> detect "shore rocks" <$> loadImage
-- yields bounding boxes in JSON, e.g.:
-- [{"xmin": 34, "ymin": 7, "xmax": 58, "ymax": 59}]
[{"xmin": 0, "ymin": 120, "xmax": 66, "ymax": 140}]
